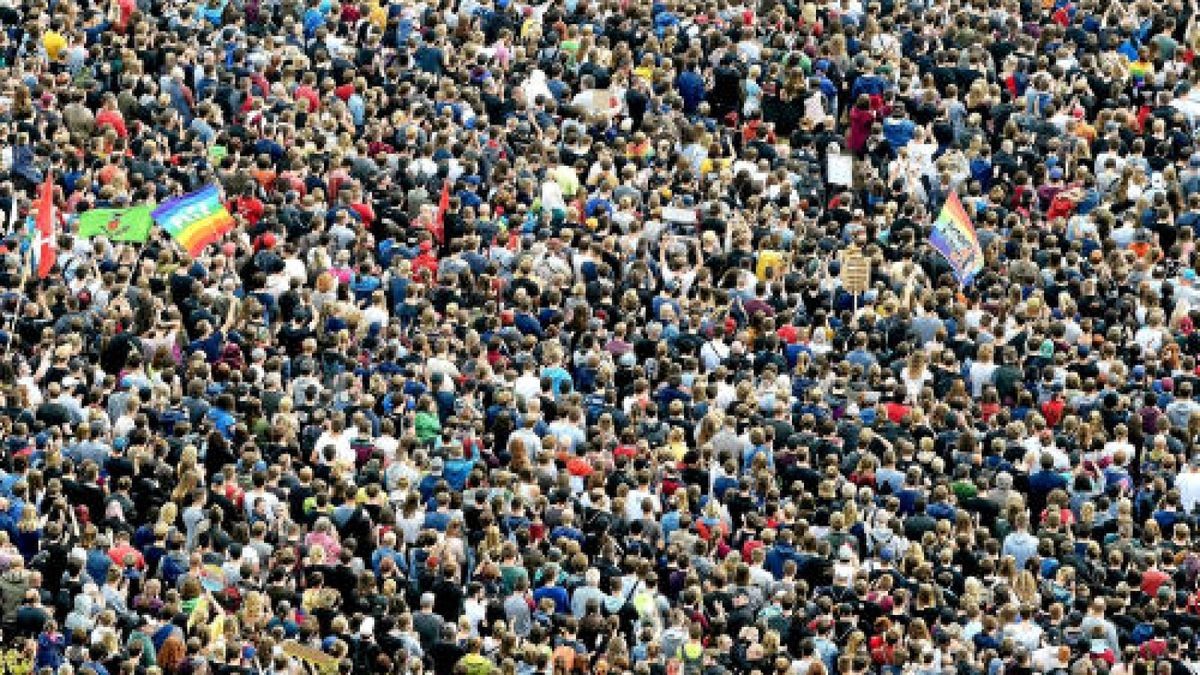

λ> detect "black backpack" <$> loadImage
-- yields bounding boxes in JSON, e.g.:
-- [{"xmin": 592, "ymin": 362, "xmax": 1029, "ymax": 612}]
[
  {"xmin": 640, "ymin": 419, "xmax": 668, "ymax": 446},
  {"xmin": 673, "ymin": 332, "xmax": 705, "ymax": 356},
  {"xmin": 538, "ymin": 40, "xmax": 561, "ymax": 71}
]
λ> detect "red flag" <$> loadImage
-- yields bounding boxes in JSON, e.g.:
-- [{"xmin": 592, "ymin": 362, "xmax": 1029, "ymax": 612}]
[
  {"xmin": 34, "ymin": 174, "xmax": 56, "ymax": 279},
  {"xmin": 434, "ymin": 179, "xmax": 449, "ymax": 245}
]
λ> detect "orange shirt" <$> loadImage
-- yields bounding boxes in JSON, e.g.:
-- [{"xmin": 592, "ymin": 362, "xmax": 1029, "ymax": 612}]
[
  {"xmin": 98, "ymin": 164, "xmax": 127, "ymax": 186},
  {"xmin": 252, "ymin": 168, "xmax": 278, "ymax": 190},
  {"xmin": 1129, "ymin": 240, "xmax": 1153, "ymax": 260}
]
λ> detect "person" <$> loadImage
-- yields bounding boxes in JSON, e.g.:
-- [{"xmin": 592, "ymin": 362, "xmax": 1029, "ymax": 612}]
[
  {"xmin": 412, "ymin": 592, "xmax": 445, "ymax": 653},
  {"xmin": 1176, "ymin": 458, "xmax": 1200, "ymax": 514},
  {"xmin": 1002, "ymin": 515, "xmax": 1040, "ymax": 572}
]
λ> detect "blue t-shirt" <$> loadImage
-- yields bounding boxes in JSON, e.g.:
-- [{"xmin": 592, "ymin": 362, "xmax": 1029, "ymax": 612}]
[
  {"xmin": 303, "ymin": 7, "xmax": 326, "ymax": 37},
  {"xmin": 532, "ymin": 585, "xmax": 570, "ymax": 614},
  {"xmin": 541, "ymin": 366, "xmax": 573, "ymax": 398}
]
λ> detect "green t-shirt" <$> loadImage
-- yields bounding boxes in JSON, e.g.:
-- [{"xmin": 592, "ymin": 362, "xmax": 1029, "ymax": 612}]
[
  {"xmin": 460, "ymin": 653, "xmax": 495, "ymax": 675},
  {"xmin": 500, "ymin": 564, "xmax": 528, "ymax": 596}
]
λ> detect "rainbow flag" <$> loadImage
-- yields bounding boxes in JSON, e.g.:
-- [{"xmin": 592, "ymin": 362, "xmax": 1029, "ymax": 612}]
[
  {"xmin": 928, "ymin": 191, "xmax": 983, "ymax": 286},
  {"xmin": 152, "ymin": 185, "xmax": 236, "ymax": 257}
]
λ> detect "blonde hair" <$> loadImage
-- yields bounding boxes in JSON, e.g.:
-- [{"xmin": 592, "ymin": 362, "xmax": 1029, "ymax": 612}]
[
  {"xmin": 308, "ymin": 545, "xmax": 327, "ymax": 564},
  {"xmin": 1014, "ymin": 570, "xmax": 1040, "ymax": 605}
]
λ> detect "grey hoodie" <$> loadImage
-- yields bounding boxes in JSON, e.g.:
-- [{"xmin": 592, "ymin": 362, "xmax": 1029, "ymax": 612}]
[
  {"xmin": 64, "ymin": 593, "xmax": 95, "ymax": 633},
  {"xmin": 0, "ymin": 569, "xmax": 28, "ymax": 622}
]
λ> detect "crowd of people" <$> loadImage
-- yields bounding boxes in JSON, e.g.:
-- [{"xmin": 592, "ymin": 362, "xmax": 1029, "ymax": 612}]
[{"xmin": 4, "ymin": 0, "xmax": 1200, "ymax": 674}]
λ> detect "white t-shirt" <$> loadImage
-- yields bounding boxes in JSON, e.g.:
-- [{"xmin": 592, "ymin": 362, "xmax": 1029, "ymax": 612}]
[
  {"xmin": 541, "ymin": 179, "xmax": 566, "ymax": 212},
  {"xmin": 625, "ymin": 489, "xmax": 658, "ymax": 521},
  {"xmin": 513, "ymin": 374, "xmax": 540, "ymax": 404},
  {"xmin": 1178, "ymin": 470, "xmax": 1200, "ymax": 512},
  {"xmin": 1134, "ymin": 326, "xmax": 1165, "ymax": 354},
  {"xmin": 362, "ymin": 306, "xmax": 389, "ymax": 328},
  {"xmin": 803, "ymin": 92, "xmax": 827, "ymax": 123},
  {"xmin": 1024, "ymin": 444, "xmax": 1070, "ymax": 472},
  {"xmin": 1101, "ymin": 436, "xmax": 1132, "ymax": 457},
  {"xmin": 245, "ymin": 488, "xmax": 279, "ymax": 521},
  {"xmin": 426, "ymin": 356, "xmax": 460, "ymax": 391},
  {"xmin": 968, "ymin": 362, "xmax": 998, "ymax": 397},
  {"xmin": 315, "ymin": 430, "xmax": 353, "ymax": 466},
  {"xmin": 284, "ymin": 257, "xmax": 307, "ymax": 284},
  {"xmin": 902, "ymin": 369, "xmax": 932, "ymax": 403}
]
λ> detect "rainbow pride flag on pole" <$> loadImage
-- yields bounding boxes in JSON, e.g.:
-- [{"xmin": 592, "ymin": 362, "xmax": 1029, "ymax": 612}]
[
  {"xmin": 152, "ymin": 185, "xmax": 236, "ymax": 257},
  {"xmin": 928, "ymin": 191, "xmax": 983, "ymax": 286}
]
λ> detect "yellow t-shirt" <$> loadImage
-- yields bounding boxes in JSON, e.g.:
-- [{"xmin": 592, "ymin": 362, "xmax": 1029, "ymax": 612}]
[
  {"xmin": 368, "ymin": 3, "xmax": 387, "ymax": 30},
  {"xmin": 554, "ymin": 165, "xmax": 580, "ymax": 198},
  {"xmin": 43, "ymin": 31, "xmax": 66, "ymax": 61},
  {"xmin": 699, "ymin": 157, "xmax": 731, "ymax": 176},
  {"xmin": 756, "ymin": 249, "xmax": 784, "ymax": 280}
]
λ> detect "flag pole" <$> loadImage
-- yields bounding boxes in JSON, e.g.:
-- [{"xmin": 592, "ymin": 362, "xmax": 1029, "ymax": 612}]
[
  {"xmin": 129, "ymin": 240, "xmax": 151, "ymax": 286},
  {"xmin": 7, "ymin": 167, "xmax": 53, "ymax": 356}
]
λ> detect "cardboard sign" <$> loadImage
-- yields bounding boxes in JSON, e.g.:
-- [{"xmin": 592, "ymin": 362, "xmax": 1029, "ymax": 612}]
[
  {"xmin": 282, "ymin": 640, "xmax": 340, "ymax": 675},
  {"xmin": 841, "ymin": 248, "xmax": 871, "ymax": 293},
  {"xmin": 661, "ymin": 206, "xmax": 698, "ymax": 224}
]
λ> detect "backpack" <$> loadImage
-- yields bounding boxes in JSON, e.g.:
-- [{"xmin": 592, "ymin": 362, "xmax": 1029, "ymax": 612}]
[
  {"xmin": 641, "ymin": 420, "xmax": 668, "ymax": 447},
  {"xmin": 160, "ymin": 553, "xmax": 187, "ymax": 587},
  {"xmin": 674, "ymin": 333, "xmax": 705, "ymax": 356},
  {"xmin": 300, "ymin": 423, "xmax": 323, "ymax": 455},
  {"xmin": 553, "ymin": 641, "xmax": 585, "ymax": 674},
  {"xmin": 350, "ymin": 436, "xmax": 376, "ymax": 467},
  {"xmin": 744, "ymin": 444, "xmax": 770, "ymax": 471},
  {"xmin": 632, "ymin": 590, "xmax": 659, "ymax": 626},
  {"xmin": 1131, "ymin": 621, "xmax": 1155, "ymax": 645},
  {"xmin": 758, "ymin": 605, "xmax": 791, "ymax": 642},
  {"xmin": 1184, "ymin": 554, "xmax": 1200, "ymax": 589},
  {"xmin": 538, "ymin": 41, "xmax": 561, "ymax": 71},
  {"xmin": 679, "ymin": 642, "xmax": 705, "ymax": 675},
  {"xmin": 994, "ymin": 365, "xmax": 1021, "ymax": 402},
  {"xmin": 617, "ymin": 582, "xmax": 642, "ymax": 635}
]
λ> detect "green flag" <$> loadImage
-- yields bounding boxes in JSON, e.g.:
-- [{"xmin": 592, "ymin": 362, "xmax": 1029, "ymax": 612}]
[{"xmin": 77, "ymin": 206, "xmax": 153, "ymax": 243}]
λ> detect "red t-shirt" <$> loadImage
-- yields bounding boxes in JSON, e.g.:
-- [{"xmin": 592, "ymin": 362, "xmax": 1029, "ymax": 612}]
[
  {"xmin": 884, "ymin": 402, "xmax": 911, "ymax": 424},
  {"xmin": 349, "ymin": 202, "xmax": 375, "ymax": 228},
  {"xmin": 231, "ymin": 196, "xmax": 265, "ymax": 226},
  {"xmin": 741, "ymin": 539, "xmax": 764, "ymax": 562},
  {"xmin": 96, "ymin": 109, "xmax": 128, "ymax": 138},
  {"xmin": 613, "ymin": 444, "xmax": 638, "ymax": 461},
  {"xmin": 108, "ymin": 544, "xmax": 146, "ymax": 570},
  {"xmin": 294, "ymin": 85, "xmax": 320, "ymax": 113},
  {"xmin": 117, "ymin": 0, "xmax": 136, "ymax": 31},
  {"xmin": 1142, "ymin": 567, "xmax": 1171, "ymax": 596},
  {"xmin": 1041, "ymin": 398, "xmax": 1066, "ymax": 427}
]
